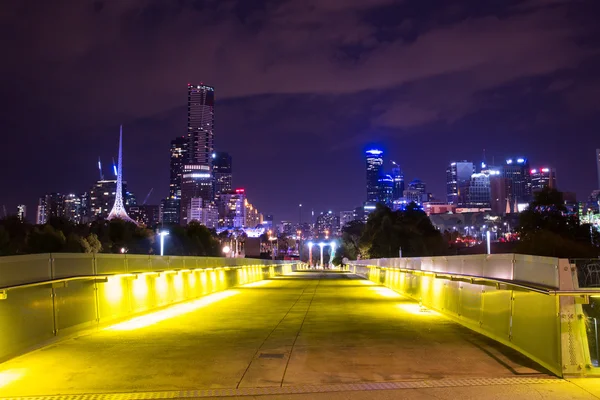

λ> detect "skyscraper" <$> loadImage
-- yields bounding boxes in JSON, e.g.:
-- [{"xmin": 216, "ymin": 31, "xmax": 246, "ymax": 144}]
[
  {"xmin": 365, "ymin": 149, "xmax": 384, "ymax": 203},
  {"xmin": 503, "ymin": 157, "xmax": 531, "ymax": 204},
  {"xmin": 378, "ymin": 175, "xmax": 394, "ymax": 206},
  {"xmin": 212, "ymin": 152, "xmax": 232, "ymax": 196},
  {"xmin": 181, "ymin": 84, "xmax": 216, "ymax": 225},
  {"xmin": 391, "ymin": 161, "xmax": 404, "ymax": 201},
  {"xmin": 446, "ymin": 161, "xmax": 474, "ymax": 206},
  {"xmin": 180, "ymin": 165, "xmax": 213, "ymax": 225},
  {"xmin": 531, "ymin": 167, "xmax": 557, "ymax": 192},
  {"xmin": 467, "ymin": 173, "xmax": 491, "ymax": 208},
  {"xmin": 187, "ymin": 84, "xmax": 215, "ymax": 165},
  {"xmin": 169, "ymin": 136, "xmax": 187, "ymax": 199}
]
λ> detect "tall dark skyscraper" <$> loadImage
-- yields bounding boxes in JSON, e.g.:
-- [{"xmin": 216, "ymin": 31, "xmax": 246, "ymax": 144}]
[
  {"xmin": 365, "ymin": 149, "xmax": 384, "ymax": 203},
  {"xmin": 212, "ymin": 152, "xmax": 233, "ymax": 196},
  {"xmin": 530, "ymin": 167, "xmax": 557, "ymax": 192},
  {"xmin": 169, "ymin": 136, "xmax": 187, "ymax": 199},
  {"xmin": 391, "ymin": 161, "xmax": 404, "ymax": 201},
  {"xmin": 187, "ymin": 84, "xmax": 215, "ymax": 165},
  {"xmin": 447, "ymin": 161, "xmax": 474, "ymax": 206},
  {"xmin": 180, "ymin": 84, "xmax": 216, "ymax": 225},
  {"xmin": 503, "ymin": 157, "xmax": 531, "ymax": 204}
]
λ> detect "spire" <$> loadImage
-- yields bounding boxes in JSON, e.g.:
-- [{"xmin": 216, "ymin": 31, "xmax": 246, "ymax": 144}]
[{"xmin": 107, "ymin": 125, "xmax": 136, "ymax": 224}]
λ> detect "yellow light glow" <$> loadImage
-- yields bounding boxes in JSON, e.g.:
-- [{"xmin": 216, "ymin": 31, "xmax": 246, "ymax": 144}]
[
  {"xmin": 156, "ymin": 274, "xmax": 168, "ymax": 292},
  {"xmin": 174, "ymin": 273, "xmax": 184, "ymax": 293},
  {"xmin": 106, "ymin": 291, "xmax": 238, "ymax": 331},
  {"xmin": 243, "ymin": 280, "xmax": 271, "ymax": 287},
  {"xmin": 104, "ymin": 276, "xmax": 124, "ymax": 304},
  {"xmin": 132, "ymin": 275, "xmax": 148, "ymax": 299},
  {"xmin": 358, "ymin": 280, "xmax": 375, "ymax": 285},
  {"xmin": 369, "ymin": 286, "xmax": 402, "ymax": 298},
  {"xmin": 397, "ymin": 303, "xmax": 440, "ymax": 316},
  {"xmin": 189, "ymin": 271, "xmax": 197, "ymax": 287},
  {"xmin": 0, "ymin": 369, "xmax": 24, "ymax": 388}
]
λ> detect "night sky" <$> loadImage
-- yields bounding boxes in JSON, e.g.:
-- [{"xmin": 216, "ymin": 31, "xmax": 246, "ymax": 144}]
[{"xmin": 1, "ymin": 0, "xmax": 600, "ymax": 224}]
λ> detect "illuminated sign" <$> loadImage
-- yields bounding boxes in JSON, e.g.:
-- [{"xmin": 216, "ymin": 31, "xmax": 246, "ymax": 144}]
[
  {"xmin": 517, "ymin": 158, "xmax": 525, "ymax": 163},
  {"xmin": 366, "ymin": 149, "xmax": 383, "ymax": 155},
  {"xmin": 235, "ymin": 188, "xmax": 245, "ymax": 194},
  {"xmin": 190, "ymin": 173, "xmax": 211, "ymax": 178},
  {"xmin": 506, "ymin": 159, "xmax": 513, "ymax": 164}
]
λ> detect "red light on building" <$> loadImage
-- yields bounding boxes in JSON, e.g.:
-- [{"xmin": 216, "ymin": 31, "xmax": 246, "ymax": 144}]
[{"xmin": 235, "ymin": 188, "xmax": 245, "ymax": 194}]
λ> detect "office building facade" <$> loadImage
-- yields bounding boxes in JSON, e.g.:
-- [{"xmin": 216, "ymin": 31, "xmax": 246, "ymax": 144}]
[
  {"xmin": 365, "ymin": 149, "xmax": 384, "ymax": 203},
  {"xmin": 212, "ymin": 152, "xmax": 232, "ymax": 196},
  {"xmin": 169, "ymin": 136, "xmax": 187, "ymax": 199},
  {"xmin": 447, "ymin": 161, "xmax": 474, "ymax": 206},
  {"xmin": 531, "ymin": 167, "xmax": 557, "ymax": 193},
  {"xmin": 503, "ymin": 158, "xmax": 531, "ymax": 204},
  {"xmin": 467, "ymin": 173, "xmax": 491, "ymax": 208}
]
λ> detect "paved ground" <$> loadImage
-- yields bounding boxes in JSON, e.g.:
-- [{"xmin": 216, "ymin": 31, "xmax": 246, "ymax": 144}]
[{"xmin": 0, "ymin": 271, "xmax": 598, "ymax": 399}]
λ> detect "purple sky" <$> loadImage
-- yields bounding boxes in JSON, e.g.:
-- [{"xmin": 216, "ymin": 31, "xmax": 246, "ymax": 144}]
[{"xmin": 1, "ymin": 0, "xmax": 599, "ymax": 223}]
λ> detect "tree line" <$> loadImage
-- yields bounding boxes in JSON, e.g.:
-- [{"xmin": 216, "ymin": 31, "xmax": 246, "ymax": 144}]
[
  {"xmin": 332, "ymin": 188, "xmax": 599, "ymax": 264},
  {"xmin": 0, "ymin": 216, "xmax": 220, "ymax": 257}
]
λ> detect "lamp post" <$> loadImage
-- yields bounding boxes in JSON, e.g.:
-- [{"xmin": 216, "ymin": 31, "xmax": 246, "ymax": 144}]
[
  {"xmin": 299, "ymin": 203, "xmax": 302, "ymax": 224},
  {"xmin": 307, "ymin": 241, "xmax": 314, "ymax": 267},
  {"xmin": 159, "ymin": 231, "xmax": 169, "ymax": 256},
  {"xmin": 318, "ymin": 242, "xmax": 325, "ymax": 269},
  {"xmin": 222, "ymin": 245, "xmax": 231, "ymax": 257},
  {"xmin": 329, "ymin": 241, "xmax": 336, "ymax": 268}
]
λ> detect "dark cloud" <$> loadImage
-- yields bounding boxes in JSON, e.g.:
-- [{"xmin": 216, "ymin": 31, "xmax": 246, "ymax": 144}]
[{"xmin": 0, "ymin": 0, "xmax": 599, "ymax": 221}]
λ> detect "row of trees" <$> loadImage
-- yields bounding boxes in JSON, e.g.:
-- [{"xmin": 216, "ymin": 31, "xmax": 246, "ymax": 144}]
[
  {"xmin": 333, "ymin": 188, "xmax": 600, "ymax": 264},
  {"xmin": 0, "ymin": 216, "xmax": 220, "ymax": 257}
]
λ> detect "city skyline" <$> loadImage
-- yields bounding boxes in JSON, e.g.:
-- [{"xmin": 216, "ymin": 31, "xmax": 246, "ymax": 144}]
[{"xmin": 1, "ymin": 1, "xmax": 600, "ymax": 222}]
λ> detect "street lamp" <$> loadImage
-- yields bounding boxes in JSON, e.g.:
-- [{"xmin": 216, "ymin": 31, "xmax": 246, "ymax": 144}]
[
  {"xmin": 299, "ymin": 204, "xmax": 302, "ymax": 224},
  {"xmin": 329, "ymin": 241, "xmax": 337, "ymax": 268},
  {"xmin": 158, "ymin": 231, "xmax": 169, "ymax": 256},
  {"xmin": 318, "ymin": 242, "xmax": 325, "ymax": 269},
  {"xmin": 222, "ymin": 245, "xmax": 231, "ymax": 257}
]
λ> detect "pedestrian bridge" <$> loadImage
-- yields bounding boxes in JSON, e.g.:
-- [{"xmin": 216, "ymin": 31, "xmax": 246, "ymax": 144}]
[{"xmin": 1, "ymin": 253, "xmax": 600, "ymax": 399}]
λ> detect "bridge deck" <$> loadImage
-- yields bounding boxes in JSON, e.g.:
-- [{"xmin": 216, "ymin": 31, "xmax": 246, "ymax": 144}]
[{"xmin": 0, "ymin": 272, "xmax": 595, "ymax": 399}]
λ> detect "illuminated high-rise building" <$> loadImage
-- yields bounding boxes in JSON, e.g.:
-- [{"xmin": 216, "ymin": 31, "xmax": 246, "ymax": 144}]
[
  {"xmin": 531, "ymin": 167, "xmax": 557, "ymax": 192},
  {"xmin": 169, "ymin": 136, "xmax": 187, "ymax": 199},
  {"xmin": 378, "ymin": 175, "xmax": 394, "ymax": 206},
  {"xmin": 180, "ymin": 165, "xmax": 213, "ymax": 225},
  {"xmin": 212, "ymin": 152, "xmax": 232, "ymax": 196},
  {"xmin": 187, "ymin": 84, "xmax": 215, "ymax": 165},
  {"xmin": 446, "ymin": 161, "xmax": 474, "ymax": 206},
  {"xmin": 365, "ymin": 149, "xmax": 384, "ymax": 203},
  {"xmin": 181, "ymin": 84, "xmax": 216, "ymax": 224},
  {"xmin": 503, "ymin": 157, "xmax": 531, "ymax": 205},
  {"xmin": 391, "ymin": 161, "xmax": 404, "ymax": 201}
]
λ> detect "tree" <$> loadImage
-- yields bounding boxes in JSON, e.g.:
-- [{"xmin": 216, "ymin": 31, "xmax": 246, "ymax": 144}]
[
  {"xmin": 334, "ymin": 203, "xmax": 446, "ymax": 262},
  {"xmin": 517, "ymin": 188, "xmax": 599, "ymax": 258},
  {"xmin": 27, "ymin": 225, "xmax": 66, "ymax": 253}
]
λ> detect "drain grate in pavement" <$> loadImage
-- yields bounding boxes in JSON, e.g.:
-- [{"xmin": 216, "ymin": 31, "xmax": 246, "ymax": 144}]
[{"xmin": 258, "ymin": 353, "xmax": 285, "ymax": 359}]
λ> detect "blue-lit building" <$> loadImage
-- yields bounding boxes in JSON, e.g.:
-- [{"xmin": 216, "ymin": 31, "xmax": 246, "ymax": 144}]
[
  {"xmin": 365, "ymin": 149, "xmax": 384, "ymax": 203},
  {"xmin": 378, "ymin": 175, "xmax": 394, "ymax": 206},
  {"xmin": 391, "ymin": 161, "xmax": 404, "ymax": 201}
]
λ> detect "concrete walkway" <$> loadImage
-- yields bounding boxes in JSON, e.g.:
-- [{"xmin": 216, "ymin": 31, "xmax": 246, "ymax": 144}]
[{"xmin": 0, "ymin": 271, "xmax": 598, "ymax": 399}]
